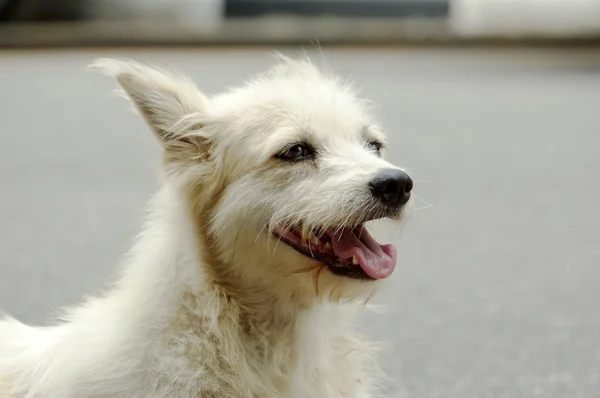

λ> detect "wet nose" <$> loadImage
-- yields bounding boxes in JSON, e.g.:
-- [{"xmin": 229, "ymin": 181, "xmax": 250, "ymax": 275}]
[{"xmin": 369, "ymin": 169, "xmax": 413, "ymax": 208}]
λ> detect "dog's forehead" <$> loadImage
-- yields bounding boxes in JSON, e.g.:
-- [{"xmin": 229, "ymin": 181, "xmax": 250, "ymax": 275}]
[
  {"xmin": 253, "ymin": 103, "xmax": 378, "ymax": 159},
  {"xmin": 211, "ymin": 63, "xmax": 387, "ymax": 167},
  {"xmin": 261, "ymin": 81, "xmax": 375, "ymax": 141}
]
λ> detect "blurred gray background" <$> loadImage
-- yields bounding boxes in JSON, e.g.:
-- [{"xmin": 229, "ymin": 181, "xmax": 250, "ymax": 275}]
[{"xmin": 1, "ymin": 1, "xmax": 600, "ymax": 397}]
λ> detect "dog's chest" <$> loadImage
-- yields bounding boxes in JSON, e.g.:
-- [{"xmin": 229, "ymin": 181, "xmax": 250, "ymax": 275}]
[
  {"xmin": 148, "ymin": 302, "xmax": 366, "ymax": 398},
  {"xmin": 286, "ymin": 323, "xmax": 369, "ymax": 398},
  {"xmin": 156, "ymin": 339, "xmax": 361, "ymax": 398}
]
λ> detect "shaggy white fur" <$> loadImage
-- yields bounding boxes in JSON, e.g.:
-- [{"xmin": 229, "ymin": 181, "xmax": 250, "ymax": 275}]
[{"xmin": 0, "ymin": 56, "xmax": 412, "ymax": 398}]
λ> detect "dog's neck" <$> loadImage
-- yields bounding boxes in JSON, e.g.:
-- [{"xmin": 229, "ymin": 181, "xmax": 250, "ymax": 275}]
[{"xmin": 116, "ymin": 184, "xmax": 309, "ymax": 345}]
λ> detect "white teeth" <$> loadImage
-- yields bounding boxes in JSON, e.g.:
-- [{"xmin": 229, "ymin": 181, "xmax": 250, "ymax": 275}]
[
  {"xmin": 325, "ymin": 242, "xmax": 332, "ymax": 249},
  {"xmin": 312, "ymin": 236, "xmax": 321, "ymax": 246},
  {"xmin": 352, "ymin": 256, "xmax": 358, "ymax": 265}
]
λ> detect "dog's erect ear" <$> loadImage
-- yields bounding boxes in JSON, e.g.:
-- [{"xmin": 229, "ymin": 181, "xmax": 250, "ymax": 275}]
[{"xmin": 90, "ymin": 58, "xmax": 209, "ymax": 152}]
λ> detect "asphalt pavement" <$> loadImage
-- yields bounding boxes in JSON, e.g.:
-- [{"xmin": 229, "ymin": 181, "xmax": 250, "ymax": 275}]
[{"xmin": 1, "ymin": 47, "xmax": 599, "ymax": 397}]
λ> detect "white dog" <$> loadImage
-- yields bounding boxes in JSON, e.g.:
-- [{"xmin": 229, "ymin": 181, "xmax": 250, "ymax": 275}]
[{"xmin": 0, "ymin": 56, "xmax": 413, "ymax": 398}]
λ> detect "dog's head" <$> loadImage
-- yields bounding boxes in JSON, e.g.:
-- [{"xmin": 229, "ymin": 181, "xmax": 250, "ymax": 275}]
[{"xmin": 94, "ymin": 56, "xmax": 412, "ymax": 303}]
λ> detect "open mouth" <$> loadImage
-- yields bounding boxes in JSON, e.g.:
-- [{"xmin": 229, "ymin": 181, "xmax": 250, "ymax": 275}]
[{"xmin": 273, "ymin": 224, "xmax": 397, "ymax": 280}]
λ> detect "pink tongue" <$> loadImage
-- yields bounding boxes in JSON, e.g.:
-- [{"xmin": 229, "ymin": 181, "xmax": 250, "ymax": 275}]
[{"xmin": 327, "ymin": 226, "xmax": 397, "ymax": 279}]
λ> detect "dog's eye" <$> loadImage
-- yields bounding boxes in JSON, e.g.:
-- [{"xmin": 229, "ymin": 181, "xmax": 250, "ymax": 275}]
[
  {"xmin": 278, "ymin": 144, "xmax": 313, "ymax": 161},
  {"xmin": 366, "ymin": 141, "xmax": 383, "ymax": 155}
]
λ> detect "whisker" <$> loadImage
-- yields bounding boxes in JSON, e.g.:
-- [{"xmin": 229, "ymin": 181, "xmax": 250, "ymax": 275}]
[
  {"xmin": 313, "ymin": 264, "xmax": 325, "ymax": 295},
  {"xmin": 254, "ymin": 223, "xmax": 268, "ymax": 243},
  {"xmin": 363, "ymin": 290, "xmax": 376, "ymax": 306},
  {"xmin": 308, "ymin": 239, "xmax": 315, "ymax": 259},
  {"xmin": 284, "ymin": 265, "xmax": 319, "ymax": 277},
  {"xmin": 413, "ymin": 203, "xmax": 436, "ymax": 211}
]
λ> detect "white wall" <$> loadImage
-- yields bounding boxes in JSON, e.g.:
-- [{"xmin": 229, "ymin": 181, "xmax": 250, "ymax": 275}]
[{"xmin": 451, "ymin": 0, "xmax": 600, "ymax": 37}]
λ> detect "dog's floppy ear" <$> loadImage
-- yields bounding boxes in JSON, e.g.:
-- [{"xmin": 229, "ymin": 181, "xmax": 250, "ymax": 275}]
[{"xmin": 90, "ymin": 58, "xmax": 209, "ymax": 154}]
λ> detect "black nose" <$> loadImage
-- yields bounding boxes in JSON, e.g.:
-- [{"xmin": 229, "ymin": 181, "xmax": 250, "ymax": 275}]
[{"xmin": 369, "ymin": 169, "xmax": 413, "ymax": 208}]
